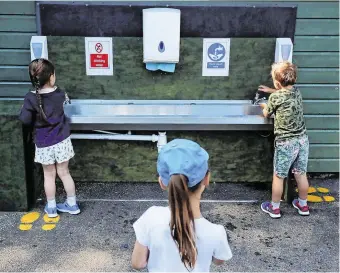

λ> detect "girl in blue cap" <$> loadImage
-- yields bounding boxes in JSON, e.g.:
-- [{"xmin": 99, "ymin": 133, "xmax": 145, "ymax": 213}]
[{"xmin": 131, "ymin": 139, "xmax": 232, "ymax": 272}]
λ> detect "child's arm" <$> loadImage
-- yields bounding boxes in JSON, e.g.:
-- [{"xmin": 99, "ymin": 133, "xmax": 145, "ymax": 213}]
[
  {"xmin": 258, "ymin": 85, "xmax": 276, "ymax": 93},
  {"xmin": 259, "ymin": 103, "xmax": 269, "ymax": 117},
  {"xmin": 19, "ymin": 97, "xmax": 35, "ymax": 126},
  {"xmin": 131, "ymin": 241, "xmax": 149, "ymax": 269},
  {"xmin": 213, "ymin": 257, "xmax": 225, "ymax": 265},
  {"xmin": 260, "ymin": 93, "xmax": 278, "ymax": 118}
]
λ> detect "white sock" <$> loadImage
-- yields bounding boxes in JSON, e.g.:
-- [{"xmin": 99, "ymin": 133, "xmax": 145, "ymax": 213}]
[
  {"xmin": 67, "ymin": 196, "xmax": 77, "ymax": 206},
  {"xmin": 298, "ymin": 198, "xmax": 307, "ymax": 207},
  {"xmin": 271, "ymin": 201, "xmax": 280, "ymax": 210},
  {"xmin": 47, "ymin": 199, "xmax": 56, "ymax": 208}
]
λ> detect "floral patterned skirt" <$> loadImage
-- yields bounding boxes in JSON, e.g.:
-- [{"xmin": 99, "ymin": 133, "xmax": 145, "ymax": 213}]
[{"xmin": 35, "ymin": 137, "xmax": 75, "ymax": 165}]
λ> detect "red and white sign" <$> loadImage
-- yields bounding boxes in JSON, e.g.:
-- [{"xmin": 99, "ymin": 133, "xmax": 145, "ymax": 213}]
[
  {"xmin": 90, "ymin": 53, "xmax": 108, "ymax": 68},
  {"xmin": 85, "ymin": 37, "xmax": 113, "ymax": 76}
]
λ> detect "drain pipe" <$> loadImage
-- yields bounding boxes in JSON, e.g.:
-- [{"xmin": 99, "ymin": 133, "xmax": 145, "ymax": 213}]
[{"xmin": 70, "ymin": 132, "xmax": 167, "ymax": 152}]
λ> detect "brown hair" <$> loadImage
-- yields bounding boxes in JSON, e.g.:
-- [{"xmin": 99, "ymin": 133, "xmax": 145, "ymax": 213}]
[
  {"xmin": 271, "ymin": 61, "xmax": 297, "ymax": 87},
  {"xmin": 168, "ymin": 174, "xmax": 201, "ymax": 270},
  {"xmin": 28, "ymin": 58, "xmax": 55, "ymax": 122}
]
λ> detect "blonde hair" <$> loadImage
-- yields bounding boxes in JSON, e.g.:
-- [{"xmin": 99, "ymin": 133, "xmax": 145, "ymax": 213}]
[{"xmin": 271, "ymin": 61, "xmax": 297, "ymax": 87}]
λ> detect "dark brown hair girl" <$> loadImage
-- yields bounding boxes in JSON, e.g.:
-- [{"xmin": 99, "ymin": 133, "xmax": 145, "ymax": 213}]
[{"xmin": 28, "ymin": 58, "xmax": 55, "ymax": 122}]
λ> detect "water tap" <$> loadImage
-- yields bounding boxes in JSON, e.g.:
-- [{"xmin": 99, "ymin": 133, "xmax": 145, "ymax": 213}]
[
  {"xmin": 253, "ymin": 91, "xmax": 268, "ymax": 105},
  {"xmin": 64, "ymin": 92, "xmax": 71, "ymax": 104}
]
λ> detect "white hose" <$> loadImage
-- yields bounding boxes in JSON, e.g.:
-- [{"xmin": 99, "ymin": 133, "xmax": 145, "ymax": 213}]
[{"xmin": 71, "ymin": 133, "xmax": 158, "ymax": 142}]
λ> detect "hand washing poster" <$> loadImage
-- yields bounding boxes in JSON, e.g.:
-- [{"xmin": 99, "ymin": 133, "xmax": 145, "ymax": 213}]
[
  {"xmin": 85, "ymin": 37, "xmax": 113, "ymax": 76},
  {"xmin": 202, "ymin": 38, "xmax": 230, "ymax": 76}
]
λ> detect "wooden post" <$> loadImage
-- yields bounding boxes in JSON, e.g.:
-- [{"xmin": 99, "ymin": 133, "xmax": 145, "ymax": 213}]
[{"xmin": 282, "ymin": 168, "xmax": 296, "ymax": 203}]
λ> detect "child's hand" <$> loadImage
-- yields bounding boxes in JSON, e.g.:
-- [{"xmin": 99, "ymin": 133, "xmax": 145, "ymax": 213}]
[
  {"xmin": 258, "ymin": 85, "xmax": 275, "ymax": 93},
  {"xmin": 259, "ymin": 104, "xmax": 269, "ymax": 117},
  {"xmin": 259, "ymin": 103, "xmax": 267, "ymax": 109}
]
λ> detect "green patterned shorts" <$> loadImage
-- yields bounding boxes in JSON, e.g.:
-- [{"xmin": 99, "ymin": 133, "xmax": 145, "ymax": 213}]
[{"xmin": 274, "ymin": 134, "xmax": 309, "ymax": 178}]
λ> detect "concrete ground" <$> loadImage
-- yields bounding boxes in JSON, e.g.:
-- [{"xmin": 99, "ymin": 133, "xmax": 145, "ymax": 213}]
[{"xmin": 0, "ymin": 178, "xmax": 338, "ymax": 272}]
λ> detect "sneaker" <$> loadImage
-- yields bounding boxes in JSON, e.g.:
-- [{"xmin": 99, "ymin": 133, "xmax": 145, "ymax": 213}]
[
  {"xmin": 261, "ymin": 201, "xmax": 281, "ymax": 218},
  {"xmin": 44, "ymin": 204, "xmax": 58, "ymax": 218},
  {"xmin": 56, "ymin": 202, "xmax": 80, "ymax": 215},
  {"xmin": 292, "ymin": 199, "xmax": 310, "ymax": 216}
]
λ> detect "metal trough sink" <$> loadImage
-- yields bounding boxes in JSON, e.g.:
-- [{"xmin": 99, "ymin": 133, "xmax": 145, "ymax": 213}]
[{"xmin": 64, "ymin": 100, "xmax": 273, "ymax": 131}]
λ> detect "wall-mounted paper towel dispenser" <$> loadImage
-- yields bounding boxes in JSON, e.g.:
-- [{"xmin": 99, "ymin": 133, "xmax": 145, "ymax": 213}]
[
  {"xmin": 275, "ymin": 38, "xmax": 293, "ymax": 63},
  {"xmin": 143, "ymin": 8, "xmax": 181, "ymax": 63},
  {"xmin": 30, "ymin": 36, "xmax": 48, "ymax": 61}
]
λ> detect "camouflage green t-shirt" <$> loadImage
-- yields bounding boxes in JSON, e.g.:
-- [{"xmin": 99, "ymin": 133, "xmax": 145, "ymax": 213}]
[{"xmin": 265, "ymin": 86, "xmax": 306, "ymax": 140}]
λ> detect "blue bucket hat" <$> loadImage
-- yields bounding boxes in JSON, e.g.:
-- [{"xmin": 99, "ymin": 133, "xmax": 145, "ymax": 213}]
[{"xmin": 157, "ymin": 139, "xmax": 209, "ymax": 188}]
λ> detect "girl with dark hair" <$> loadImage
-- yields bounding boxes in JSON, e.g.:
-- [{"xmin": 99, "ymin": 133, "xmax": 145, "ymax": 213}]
[
  {"xmin": 19, "ymin": 58, "xmax": 80, "ymax": 217},
  {"xmin": 132, "ymin": 139, "xmax": 232, "ymax": 271}
]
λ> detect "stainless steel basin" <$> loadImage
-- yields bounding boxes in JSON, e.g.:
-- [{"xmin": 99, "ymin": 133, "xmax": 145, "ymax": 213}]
[{"xmin": 64, "ymin": 100, "xmax": 273, "ymax": 131}]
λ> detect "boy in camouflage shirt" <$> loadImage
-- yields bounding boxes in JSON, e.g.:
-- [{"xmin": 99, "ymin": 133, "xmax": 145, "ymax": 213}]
[{"xmin": 259, "ymin": 61, "xmax": 310, "ymax": 218}]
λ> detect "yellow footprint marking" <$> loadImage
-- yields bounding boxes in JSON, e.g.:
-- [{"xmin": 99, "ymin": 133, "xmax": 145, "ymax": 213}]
[
  {"xmin": 317, "ymin": 187, "xmax": 330, "ymax": 193},
  {"xmin": 43, "ymin": 214, "xmax": 60, "ymax": 224},
  {"xmin": 20, "ymin": 212, "xmax": 40, "ymax": 223},
  {"xmin": 323, "ymin": 196, "xmax": 335, "ymax": 202},
  {"xmin": 18, "ymin": 212, "xmax": 40, "ymax": 231},
  {"xmin": 42, "ymin": 224, "xmax": 56, "ymax": 231},
  {"xmin": 41, "ymin": 214, "xmax": 60, "ymax": 231},
  {"xmin": 308, "ymin": 187, "xmax": 317, "ymax": 194},
  {"xmin": 307, "ymin": 195, "xmax": 323, "ymax": 203},
  {"xmin": 19, "ymin": 224, "xmax": 33, "ymax": 231},
  {"xmin": 297, "ymin": 187, "xmax": 335, "ymax": 203},
  {"xmin": 296, "ymin": 187, "xmax": 317, "ymax": 194}
]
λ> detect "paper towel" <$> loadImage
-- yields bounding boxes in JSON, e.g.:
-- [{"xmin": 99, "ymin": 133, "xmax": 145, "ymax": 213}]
[{"xmin": 146, "ymin": 63, "xmax": 176, "ymax": 73}]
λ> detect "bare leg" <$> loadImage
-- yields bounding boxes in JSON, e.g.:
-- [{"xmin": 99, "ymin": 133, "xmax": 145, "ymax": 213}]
[
  {"xmin": 56, "ymin": 161, "xmax": 76, "ymax": 197},
  {"xmin": 294, "ymin": 173, "xmax": 309, "ymax": 200},
  {"xmin": 42, "ymin": 164, "xmax": 56, "ymax": 200},
  {"xmin": 272, "ymin": 174, "xmax": 284, "ymax": 203},
  {"xmin": 56, "ymin": 161, "xmax": 79, "ymax": 214}
]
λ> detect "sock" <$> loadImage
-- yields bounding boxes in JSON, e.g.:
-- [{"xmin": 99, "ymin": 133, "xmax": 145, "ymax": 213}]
[
  {"xmin": 271, "ymin": 201, "xmax": 280, "ymax": 210},
  {"xmin": 47, "ymin": 199, "xmax": 56, "ymax": 208},
  {"xmin": 67, "ymin": 196, "xmax": 77, "ymax": 206},
  {"xmin": 298, "ymin": 198, "xmax": 307, "ymax": 207}
]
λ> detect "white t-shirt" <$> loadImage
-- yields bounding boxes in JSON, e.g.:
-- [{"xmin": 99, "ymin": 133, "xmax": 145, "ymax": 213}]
[{"xmin": 133, "ymin": 206, "xmax": 232, "ymax": 272}]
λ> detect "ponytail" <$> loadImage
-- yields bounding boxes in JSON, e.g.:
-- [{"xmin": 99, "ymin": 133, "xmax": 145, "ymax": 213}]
[
  {"xmin": 34, "ymin": 80, "xmax": 48, "ymax": 123},
  {"xmin": 168, "ymin": 174, "xmax": 198, "ymax": 270},
  {"xmin": 29, "ymin": 58, "xmax": 55, "ymax": 123}
]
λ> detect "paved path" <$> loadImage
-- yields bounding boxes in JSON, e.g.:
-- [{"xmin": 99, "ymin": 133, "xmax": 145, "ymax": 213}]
[{"xmin": 0, "ymin": 178, "xmax": 338, "ymax": 272}]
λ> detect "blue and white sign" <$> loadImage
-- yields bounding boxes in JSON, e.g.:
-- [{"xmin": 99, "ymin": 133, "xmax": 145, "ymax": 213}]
[{"xmin": 202, "ymin": 38, "xmax": 230, "ymax": 76}]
